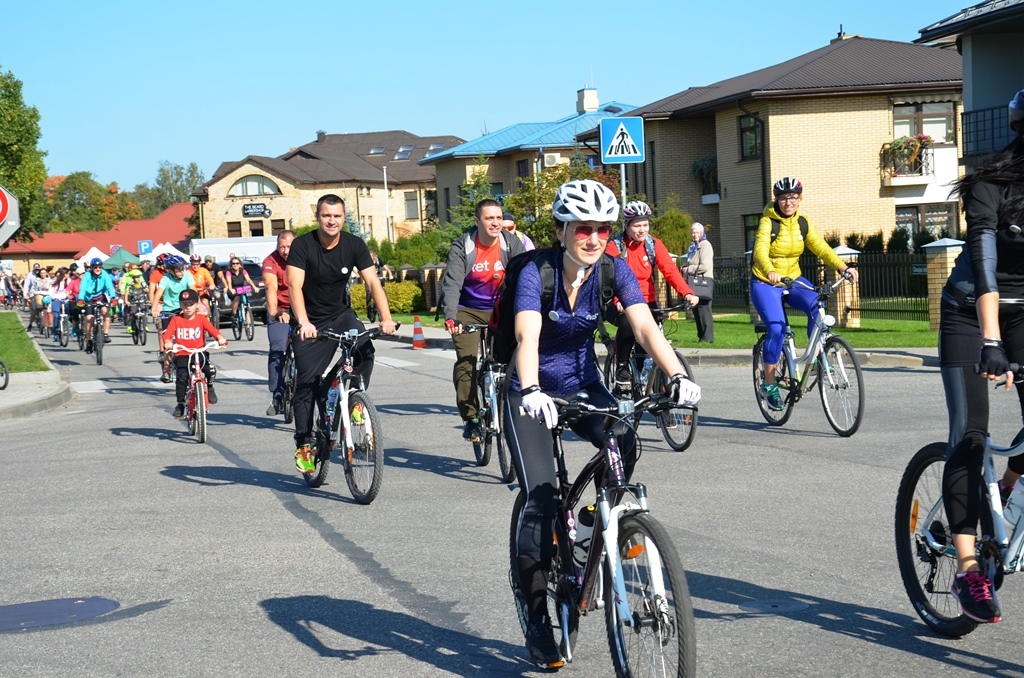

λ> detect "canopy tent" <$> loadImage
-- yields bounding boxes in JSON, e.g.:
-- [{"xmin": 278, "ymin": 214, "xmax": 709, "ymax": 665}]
[
  {"xmin": 143, "ymin": 241, "xmax": 190, "ymax": 263},
  {"xmin": 75, "ymin": 247, "xmax": 109, "ymax": 270},
  {"xmin": 103, "ymin": 247, "xmax": 141, "ymax": 270}
]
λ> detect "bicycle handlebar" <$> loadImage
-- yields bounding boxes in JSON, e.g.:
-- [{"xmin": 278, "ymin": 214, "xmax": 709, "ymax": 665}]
[
  {"xmin": 550, "ymin": 391, "xmax": 681, "ymax": 426},
  {"xmin": 170, "ymin": 341, "xmax": 227, "ymax": 353},
  {"xmin": 318, "ymin": 323, "xmax": 401, "ymax": 345},
  {"xmin": 778, "ymin": 269, "xmax": 855, "ymax": 296}
]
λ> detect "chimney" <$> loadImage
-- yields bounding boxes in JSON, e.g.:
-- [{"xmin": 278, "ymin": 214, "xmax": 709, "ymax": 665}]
[
  {"xmin": 577, "ymin": 88, "xmax": 599, "ymax": 114},
  {"xmin": 316, "ymin": 130, "xmax": 326, "ymax": 142}
]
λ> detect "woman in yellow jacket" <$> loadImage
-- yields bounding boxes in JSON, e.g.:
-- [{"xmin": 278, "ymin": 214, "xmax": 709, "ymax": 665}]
[{"xmin": 751, "ymin": 177, "xmax": 858, "ymax": 410}]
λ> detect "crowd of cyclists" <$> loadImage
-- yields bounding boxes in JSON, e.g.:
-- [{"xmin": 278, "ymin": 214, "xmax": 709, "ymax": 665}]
[{"xmin": 5, "ymin": 88, "xmax": 1024, "ymax": 668}]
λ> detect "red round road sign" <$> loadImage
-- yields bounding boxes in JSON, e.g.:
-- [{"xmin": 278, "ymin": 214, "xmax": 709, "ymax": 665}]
[{"xmin": 0, "ymin": 188, "xmax": 9, "ymax": 225}]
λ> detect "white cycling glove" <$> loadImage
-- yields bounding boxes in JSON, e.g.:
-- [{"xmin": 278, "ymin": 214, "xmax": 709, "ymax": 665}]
[
  {"xmin": 668, "ymin": 374, "xmax": 701, "ymax": 407},
  {"xmin": 521, "ymin": 388, "xmax": 558, "ymax": 429}
]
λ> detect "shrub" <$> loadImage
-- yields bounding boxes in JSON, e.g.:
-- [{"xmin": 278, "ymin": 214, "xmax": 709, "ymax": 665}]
[
  {"xmin": 862, "ymin": 230, "xmax": 885, "ymax": 253},
  {"xmin": 886, "ymin": 226, "xmax": 912, "ymax": 254},
  {"xmin": 822, "ymin": 231, "xmax": 842, "ymax": 248},
  {"xmin": 349, "ymin": 280, "xmax": 425, "ymax": 314}
]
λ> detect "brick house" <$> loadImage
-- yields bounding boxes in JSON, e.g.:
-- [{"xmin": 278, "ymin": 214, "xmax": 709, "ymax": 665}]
[
  {"xmin": 577, "ymin": 35, "xmax": 963, "ymax": 258},
  {"xmin": 917, "ymin": 0, "xmax": 1024, "ymax": 165},
  {"xmin": 420, "ymin": 89, "xmax": 635, "ymax": 224},
  {"xmin": 192, "ymin": 130, "xmax": 463, "ymax": 243}
]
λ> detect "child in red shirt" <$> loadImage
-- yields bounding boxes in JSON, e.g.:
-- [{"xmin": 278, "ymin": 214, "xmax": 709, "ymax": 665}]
[{"xmin": 162, "ymin": 289, "xmax": 227, "ymax": 418}]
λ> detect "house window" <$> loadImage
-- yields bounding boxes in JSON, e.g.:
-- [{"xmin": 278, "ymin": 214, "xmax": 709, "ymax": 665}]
[
  {"xmin": 393, "ymin": 144, "xmax": 415, "ymax": 161},
  {"xmin": 897, "ymin": 202, "xmax": 960, "ymax": 239},
  {"xmin": 739, "ymin": 115, "xmax": 762, "ymax": 161},
  {"xmin": 444, "ymin": 187, "xmax": 451, "ymax": 223},
  {"xmin": 516, "ymin": 159, "xmax": 530, "ymax": 178},
  {"xmin": 227, "ymin": 221, "xmax": 242, "ymax": 238},
  {"xmin": 424, "ymin": 143, "xmax": 446, "ymax": 158},
  {"xmin": 271, "ymin": 219, "xmax": 285, "ymax": 236},
  {"xmin": 894, "ymin": 102, "xmax": 956, "ymax": 145},
  {"xmin": 227, "ymin": 175, "xmax": 281, "ymax": 197},
  {"xmin": 249, "ymin": 220, "xmax": 264, "ymax": 237},
  {"xmin": 404, "ymin": 191, "xmax": 418, "ymax": 220},
  {"xmin": 744, "ymin": 214, "xmax": 761, "ymax": 251},
  {"xmin": 491, "ymin": 183, "xmax": 504, "ymax": 200},
  {"xmin": 369, "ymin": 146, "xmax": 386, "ymax": 155}
]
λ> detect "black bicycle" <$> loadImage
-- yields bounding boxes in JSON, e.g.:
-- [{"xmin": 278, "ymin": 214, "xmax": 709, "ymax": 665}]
[
  {"xmin": 602, "ymin": 303, "xmax": 698, "ymax": 451},
  {"xmin": 281, "ymin": 333, "xmax": 296, "ymax": 425},
  {"xmin": 0, "ymin": 359, "xmax": 8, "ymax": 390},
  {"xmin": 509, "ymin": 391, "xmax": 696, "ymax": 675},
  {"xmin": 462, "ymin": 324, "xmax": 510, "ymax": 478},
  {"xmin": 302, "ymin": 325, "xmax": 396, "ymax": 504}
]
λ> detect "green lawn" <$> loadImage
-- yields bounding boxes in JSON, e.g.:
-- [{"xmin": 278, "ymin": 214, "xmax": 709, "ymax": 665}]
[
  {"xmin": 0, "ymin": 311, "xmax": 50, "ymax": 372},
  {"xmin": 662, "ymin": 312, "xmax": 938, "ymax": 350}
]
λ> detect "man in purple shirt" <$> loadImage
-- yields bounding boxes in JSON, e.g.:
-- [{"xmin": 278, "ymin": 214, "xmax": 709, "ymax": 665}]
[{"xmin": 439, "ymin": 199, "xmax": 526, "ymax": 441}]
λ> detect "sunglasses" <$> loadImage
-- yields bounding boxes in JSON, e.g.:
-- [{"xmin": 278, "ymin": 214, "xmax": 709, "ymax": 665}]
[{"xmin": 573, "ymin": 224, "xmax": 613, "ymax": 240}]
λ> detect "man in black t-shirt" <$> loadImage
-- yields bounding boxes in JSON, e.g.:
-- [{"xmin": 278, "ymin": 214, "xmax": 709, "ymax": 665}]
[{"xmin": 287, "ymin": 193, "xmax": 397, "ymax": 475}]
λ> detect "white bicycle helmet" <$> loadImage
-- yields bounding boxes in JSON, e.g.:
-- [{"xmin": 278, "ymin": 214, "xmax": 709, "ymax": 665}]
[
  {"xmin": 552, "ymin": 179, "xmax": 619, "ymax": 223},
  {"xmin": 622, "ymin": 200, "xmax": 652, "ymax": 222},
  {"xmin": 773, "ymin": 177, "xmax": 803, "ymax": 196}
]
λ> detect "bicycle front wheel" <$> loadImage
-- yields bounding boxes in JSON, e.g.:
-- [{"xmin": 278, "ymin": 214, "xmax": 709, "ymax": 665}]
[
  {"xmin": 244, "ymin": 307, "xmax": 254, "ymax": 341},
  {"xmin": 496, "ymin": 391, "xmax": 516, "ymax": 483},
  {"xmin": 194, "ymin": 382, "xmax": 208, "ymax": 443},
  {"xmin": 60, "ymin": 317, "xmax": 70, "ymax": 347},
  {"xmin": 818, "ymin": 335, "xmax": 865, "ymax": 437},
  {"xmin": 0, "ymin": 361, "xmax": 8, "ymax": 390},
  {"xmin": 605, "ymin": 513, "xmax": 696, "ymax": 678},
  {"xmin": 895, "ymin": 442, "xmax": 977, "ymax": 638},
  {"xmin": 231, "ymin": 313, "xmax": 242, "ymax": 340},
  {"xmin": 652, "ymin": 350, "xmax": 698, "ymax": 452},
  {"xmin": 139, "ymin": 315, "xmax": 148, "ymax": 346},
  {"xmin": 282, "ymin": 352, "xmax": 295, "ymax": 425},
  {"xmin": 345, "ymin": 392, "xmax": 384, "ymax": 504},
  {"xmin": 752, "ymin": 335, "xmax": 793, "ymax": 426},
  {"xmin": 95, "ymin": 323, "xmax": 104, "ymax": 365},
  {"xmin": 130, "ymin": 313, "xmax": 140, "ymax": 345}
]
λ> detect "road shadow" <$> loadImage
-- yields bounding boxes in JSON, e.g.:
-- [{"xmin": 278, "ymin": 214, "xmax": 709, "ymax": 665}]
[
  {"xmin": 694, "ymin": 414, "xmax": 836, "ymax": 437},
  {"xmin": 160, "ymin": 464, "xmax": 357, "ymax": 503},
  {"xmin": 260, "ymin": 596, "xmax": 529, "ymax": 675},
  {"xmin": 110, "ymin": 425, "xmax": 195, "ymax": 444},
  {"xmin": 387, "ymin": 447, "xmax": 503, "ymax": 485},
  {"xmin": 99, "ymin": 375, "xmax": 175, "ymax": 398},
  {"xmin": 221, "ymin": 348, "xmax": 266, "ymax": 358},
  {"xmin": 207, "ymin": 411, "xmax": 289, "ymax": 431},
  {"xmin": 376, "ymin": 402, "xmax": 460, "ymax": 418},
  {"xmin": 687, "ymin": 570, "xmax": 1020, "ymax": 676}
]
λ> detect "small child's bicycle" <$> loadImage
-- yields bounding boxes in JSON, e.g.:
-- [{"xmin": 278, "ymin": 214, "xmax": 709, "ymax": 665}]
[
  {"xmin": 896, "ymin": 363, "xmax": 1024, "ymax": 637},
  {"xmin": 172, "ymin": 341, "xmax": 226, "ymax": 444}
]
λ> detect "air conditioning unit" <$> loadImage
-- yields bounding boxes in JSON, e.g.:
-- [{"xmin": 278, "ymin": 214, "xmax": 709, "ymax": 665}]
[{"xmin": 543, "ymin": 152, "xmax": 562, "ymax": 168}]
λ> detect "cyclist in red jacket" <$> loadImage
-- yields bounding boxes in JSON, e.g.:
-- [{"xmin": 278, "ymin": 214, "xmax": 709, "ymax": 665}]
[{"xmin": 162, "ymin": 289, "xmax": 227, "ymax": 419}]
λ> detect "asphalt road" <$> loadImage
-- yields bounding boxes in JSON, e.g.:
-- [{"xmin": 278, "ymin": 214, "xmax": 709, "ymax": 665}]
[{"xmin": 2, "ymin": 322, "xmax": 1023, "ymax": 677}]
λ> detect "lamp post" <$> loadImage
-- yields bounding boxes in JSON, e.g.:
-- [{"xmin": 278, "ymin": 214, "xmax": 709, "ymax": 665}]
[{"xmin": 383, "ymin": 165, "xmax": 392, "ymax": 242}]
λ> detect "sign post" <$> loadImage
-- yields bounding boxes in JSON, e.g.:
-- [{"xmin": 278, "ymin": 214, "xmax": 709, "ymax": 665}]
[
  {"xmin": 600, "ymin": 117, "xmax": 646, "ymax": 213},
  {"xmin": 0, "ymin": 183, "xmax": 22, "ymax": 247}
]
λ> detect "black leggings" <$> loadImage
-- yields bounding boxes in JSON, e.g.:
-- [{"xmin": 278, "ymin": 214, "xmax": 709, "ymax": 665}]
[
  {"xmin": 941, "ymin": 300, "xmax": 1024, "ymax": 536},
  {"xmin": 612, "ymin": 301, "xmax": 658, "ymax": 368},
  {"xmin": 505, "ymin": 381, "xmax": 635, "ymax": 619}
]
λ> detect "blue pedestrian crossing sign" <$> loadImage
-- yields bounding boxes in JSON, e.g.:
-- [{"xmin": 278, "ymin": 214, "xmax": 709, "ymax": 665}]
[
  {"xmin": 138, "ymin": 240, "xmax": 153, "ymax": 255},
  {"xmin": 600, "ymin": 117, "xmax": 645, "ymax": 164}
]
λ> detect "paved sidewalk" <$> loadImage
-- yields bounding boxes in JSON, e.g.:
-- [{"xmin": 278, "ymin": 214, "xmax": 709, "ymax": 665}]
[{"xmin": 0, "ymin": 316, "xmax": 938, "ymax": 421}]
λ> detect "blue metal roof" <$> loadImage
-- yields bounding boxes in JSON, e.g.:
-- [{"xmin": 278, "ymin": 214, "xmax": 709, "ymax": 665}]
[{"xmin": 420, "ymin": 103, "xmax": 636, "ymax": 164}]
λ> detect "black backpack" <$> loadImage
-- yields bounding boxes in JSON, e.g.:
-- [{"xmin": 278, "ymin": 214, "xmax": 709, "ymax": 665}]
[
  {"xmin": 770, "ymin": 216, "xmax": 808, "ymax": 243},
  {"xmin": 488, "ymin": 248, "xmax": 616, "ymax": 365}
]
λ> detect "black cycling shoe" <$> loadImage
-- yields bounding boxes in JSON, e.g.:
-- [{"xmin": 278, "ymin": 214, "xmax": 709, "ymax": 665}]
[
  {"xmin": 172, "ymin": 404, "xmax": 185, "ymax": 419},
  {"xmin": 85, "ymin": 340, "xmax": 94, "ymax": 354},
  {"xmin": 207, "ymin": 387, "xmax": 218, "ymax": 405},
  {"xmin": 103, "ymin": 335, "xmax": 111, "ymax": 343},
  {"xmin": 524, "ymin": 615, "xmax": 564, "ymax": 669}
]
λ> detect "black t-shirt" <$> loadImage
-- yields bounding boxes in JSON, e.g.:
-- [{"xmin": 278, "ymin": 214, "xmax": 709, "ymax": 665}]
[
  {"xmin": 288, "ymin": 229, "xmax": 373, "ymax": 325},
  {"xmin": 205, "ymin": 263, "xmax": 222, "ymax": 283}
]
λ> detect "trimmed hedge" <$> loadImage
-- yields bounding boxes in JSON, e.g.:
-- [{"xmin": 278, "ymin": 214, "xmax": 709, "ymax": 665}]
[{"xmin": 349, "ymin": 280, "xmax": 425, "ymax": 314}]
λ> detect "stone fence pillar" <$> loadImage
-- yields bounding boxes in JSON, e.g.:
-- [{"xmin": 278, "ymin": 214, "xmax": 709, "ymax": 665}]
[
  {"xmin": 921, "ymin": 238, "xmax": 964, "ymax": 331},
  {"xmin": 832, "ymin": 245, "xmax": 861, "ymax": 328}
]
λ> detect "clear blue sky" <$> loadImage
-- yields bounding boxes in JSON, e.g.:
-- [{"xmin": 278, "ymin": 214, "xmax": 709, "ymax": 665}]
[{"xmin": 3, "ymin": 0, "xmax": 967, "ymax": 189}]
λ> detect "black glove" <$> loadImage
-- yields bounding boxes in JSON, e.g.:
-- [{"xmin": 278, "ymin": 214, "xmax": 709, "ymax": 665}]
[{"xmin": 980, "ymin": 340, "xmax": 1011, "ymax": 377}]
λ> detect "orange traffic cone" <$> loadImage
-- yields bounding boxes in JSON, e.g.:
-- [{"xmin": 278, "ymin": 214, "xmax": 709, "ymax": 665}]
[{"xmin": 411, "ymin": 315, "xmax": 427, "ymax": 349}]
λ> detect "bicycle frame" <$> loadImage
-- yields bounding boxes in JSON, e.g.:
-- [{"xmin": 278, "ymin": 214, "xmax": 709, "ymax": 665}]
[
  {"xmin": 775, "ymin": 274, "xmax": 853, "ymax": 396},
  {"xmin": 317, "ymin": 329, "xmax": 371, "ymax": 456}
]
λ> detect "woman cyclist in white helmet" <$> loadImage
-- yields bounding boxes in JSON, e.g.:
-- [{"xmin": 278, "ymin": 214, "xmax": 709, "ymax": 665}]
[
  {"xmin": 503, "ymin": 179, "xmax": 700, "ymax": 669},
  {"xmin": 751, "ymin": 177, "xmax": 858, "ymax": 410}
]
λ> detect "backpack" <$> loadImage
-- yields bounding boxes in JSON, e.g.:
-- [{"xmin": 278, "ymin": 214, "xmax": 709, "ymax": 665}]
[
  {"xmin": 435, "ymin": 228, "xmax": 520, "ymax": 321},
  {"xmin": 488, "ymin": 249, "xmax": 616, "ymax": 365},
  {"xmin": 769, "ymin": 216, "xmax": 808, "ymax": 243},
  {"xmin": 610, "ymin": 234, "xmax": 657, "ymax": 267}
]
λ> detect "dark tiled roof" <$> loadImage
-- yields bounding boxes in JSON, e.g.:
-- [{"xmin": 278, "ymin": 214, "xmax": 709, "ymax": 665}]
[
  {"xmin": 918, "ymin": 0, "xmax": 1024, "ymax": 43},
  {"xmin": 578, "ymin": 37, "xmax": 961, "ymax": 140},
  {"xmin": 197, "ymin": 131, "xmax": 465, "ymax": 194}
]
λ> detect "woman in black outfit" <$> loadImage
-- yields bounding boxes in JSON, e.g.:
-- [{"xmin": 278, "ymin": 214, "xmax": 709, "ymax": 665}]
[{"xmin": 940, "ymin": 88, "xmax": 1024, "ymax": 624}]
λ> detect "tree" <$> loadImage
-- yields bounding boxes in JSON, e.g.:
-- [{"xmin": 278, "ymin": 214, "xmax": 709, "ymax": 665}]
[
  {"xmin": 98, "ymin": 182, "xmax": 143, "ymax": 230},
  {"xmin": 649, "ymin": 194, "xmax": 694, "ymax": 256},
  {"xmin": 0, "ymin": 66, "xmax": 48, "ymax": 243},
  {"xmin": 44, "ymin": 172, "xmax": 106, "ymax": 233},
  {"xmin": 447, "ymin": 155, "xmax": 495, "ymax": 232},
  {"xmin": 130, "ymin": 161, "xmax": 206, "ymax": 218}
]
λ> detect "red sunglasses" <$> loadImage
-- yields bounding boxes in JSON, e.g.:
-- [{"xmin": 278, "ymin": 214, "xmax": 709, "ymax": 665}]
[{"xmin": 573, "ymin": 223, "xmax": 613, "ymax": 240}]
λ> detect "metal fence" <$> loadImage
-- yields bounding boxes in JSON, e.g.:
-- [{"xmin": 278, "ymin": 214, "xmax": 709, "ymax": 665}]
[{"xmin": 668, "ymin": 252, "xmax": 929, "ymax": 321}]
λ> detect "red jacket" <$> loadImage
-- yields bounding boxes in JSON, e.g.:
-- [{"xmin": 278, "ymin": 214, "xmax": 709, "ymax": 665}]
[
  {"xmin": 605, "ymin": 236, "xmax": 693, "ymax": 303},
  {"xmin": 162, "ymin": 314, "xmax": 223, "ymax": 356}
]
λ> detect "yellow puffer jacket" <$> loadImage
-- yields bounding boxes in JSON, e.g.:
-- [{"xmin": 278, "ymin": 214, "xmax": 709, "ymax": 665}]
[{"xmin": 751, "ymin": 202, "xmax": 845, "ymax": 282}]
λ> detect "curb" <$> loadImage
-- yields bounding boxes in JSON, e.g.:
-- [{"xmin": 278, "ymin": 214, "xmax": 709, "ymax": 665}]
[{"xmin": 0, "ymin": 322, "xmax": 75, "ymax": 421}]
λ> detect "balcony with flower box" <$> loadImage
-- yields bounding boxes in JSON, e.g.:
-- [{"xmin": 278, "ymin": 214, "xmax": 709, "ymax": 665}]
[{"xmin": 880, "ymin": 135, "xmax": 934, "ymax": 187}]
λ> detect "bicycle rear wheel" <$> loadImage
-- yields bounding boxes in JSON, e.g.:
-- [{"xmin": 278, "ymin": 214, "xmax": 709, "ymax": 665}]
[
  {"xmin": 95, "ymin": 322, "xmax": 104, "ymax": 365},
  {"xmin": 77, "ymin": 322, "xmax": 85, "ymax": 351},
  {"xmin": 304, "ymin": 431, "xmax": 332, "ymax": 488},
  {"xmin": 605, "ymin": 513, "xmax": 696, "ymax": 678},
  {"xmin": 244, "ymin": 307, "xmax": 254, "ymax": 341},
  {"xmin": 345, "ymin": 392, "xmax": 384, "ymax": 504},
  {"xmin": 752, "ymin": 335, "xmax": 793, "ymax": 426},
  {"xmin": 193, "ymin": 382, "xmax": 208, "ymax": 443},
  {"xmin": 652, "ymin": 350, "xmax": 698, "ymax": 452},
  {"xmin": 496, "ymin": 391, "xmax": 516, "ymax": 483},
  {"xmin": 818, "ymin": 335, "xmax": 865, "ymax": 437},
  {"xmin": 282, "ymin": 351, "xmax": 295, "ymax": 424},
  {"xmin": 895, "ymin": 442, "xmax": 977, "ymax": 638},
  {"xmin": 473, "ymin": 377, "xmax": 492, "ymax": 467},
  {"xmin": 210, "ymin": 303, "xmax": 221, "ymax": 329},
  {"xmin": 0, "ymin": 361, "xmax": 8, "ymax": 390}
]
